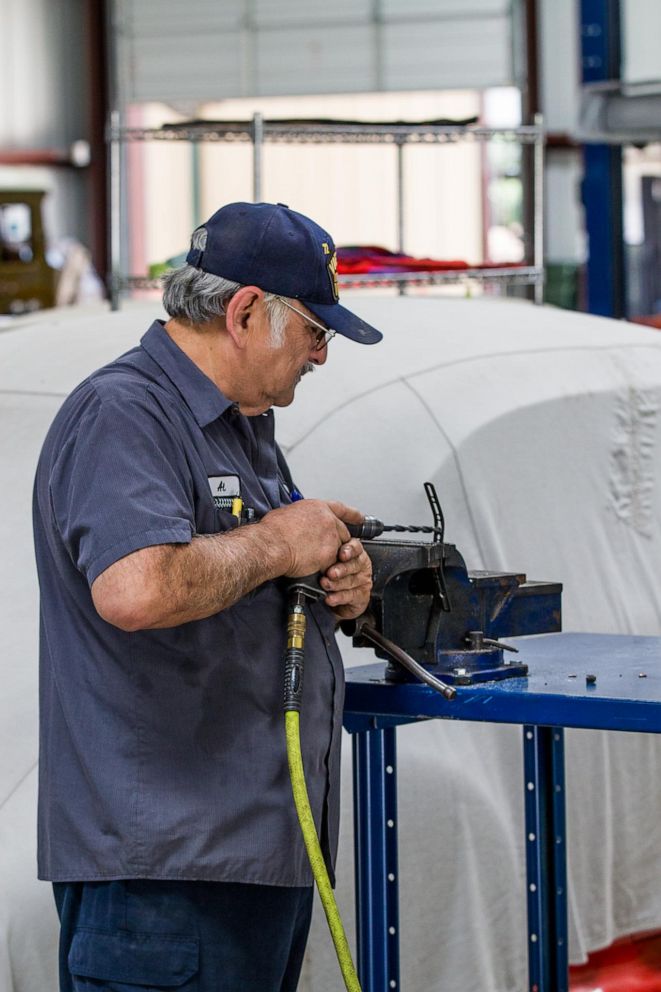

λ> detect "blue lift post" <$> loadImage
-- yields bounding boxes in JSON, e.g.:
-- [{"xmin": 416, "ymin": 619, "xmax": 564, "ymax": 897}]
[{"xmin": 580, "ymin": 0, "xmax": 626, "ymax": 317}]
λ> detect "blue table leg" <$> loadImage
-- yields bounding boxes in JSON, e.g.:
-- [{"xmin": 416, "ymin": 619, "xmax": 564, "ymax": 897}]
[
  {"xmin": 352, "ymin": 726, "xmax": 400, "ymax": 992},
  {"xmin": 523, "ymin": 725, "xmax": 569, "ymax": 992}
]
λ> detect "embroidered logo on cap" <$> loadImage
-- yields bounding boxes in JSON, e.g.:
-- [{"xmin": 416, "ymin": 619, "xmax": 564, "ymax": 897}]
[{"xmin": 325, "ymin": 248, "xmax": 339, "ymax": 302}]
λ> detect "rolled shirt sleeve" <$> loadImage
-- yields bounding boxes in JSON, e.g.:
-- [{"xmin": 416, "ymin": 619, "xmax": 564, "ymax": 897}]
[{"xmin": 49, "ymin": 388, "xmax": 195, "ymax": 585}]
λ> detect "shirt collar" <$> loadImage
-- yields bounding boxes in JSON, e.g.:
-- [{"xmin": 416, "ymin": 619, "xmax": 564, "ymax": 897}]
[{"xmin": 140, "ymin": 320, "xmax": 234, "ymax": 427}]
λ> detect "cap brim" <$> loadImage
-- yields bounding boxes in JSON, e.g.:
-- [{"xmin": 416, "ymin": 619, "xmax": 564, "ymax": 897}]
[{"xmin": 302, "ymin": 300, "xmax": 383, "ymax": 345}]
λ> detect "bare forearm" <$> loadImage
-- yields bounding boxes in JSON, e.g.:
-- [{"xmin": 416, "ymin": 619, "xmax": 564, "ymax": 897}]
[
  {"xmin": 92, "ymin": 524, "xmax": 288, "ymax": 631},
  {"xmin": 154, "ymin": 527, "xmax": 291, "ymax": 626}
]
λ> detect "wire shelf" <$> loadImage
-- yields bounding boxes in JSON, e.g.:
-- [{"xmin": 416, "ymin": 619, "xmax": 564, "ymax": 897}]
[
  {"xmin": 123, "ymin": 266, "xmax": 542, "ymax": 293},
  {"xmin": 109, "ymin": 112, "xmax": 545, "ymax": 308},
  {"xmin": 112, "ymin": 121, "xmax": 543, "ymax": 146}
]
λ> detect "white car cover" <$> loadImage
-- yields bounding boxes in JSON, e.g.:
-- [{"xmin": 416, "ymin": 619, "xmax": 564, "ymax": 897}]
[{"xmin": 1, "ymin": 296, "xmax": 661, "ymax": 992}]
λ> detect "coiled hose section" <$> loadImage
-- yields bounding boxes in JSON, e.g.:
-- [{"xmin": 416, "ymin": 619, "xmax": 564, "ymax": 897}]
[{"xmin": 284, "ymin": 596, "xmax": 362, "ymax": 992}]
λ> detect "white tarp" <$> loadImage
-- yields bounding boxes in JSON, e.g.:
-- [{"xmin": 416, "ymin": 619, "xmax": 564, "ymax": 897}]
[{"xmin": 1, "ymin": 296, "xmax": 661, "ymax": 992}]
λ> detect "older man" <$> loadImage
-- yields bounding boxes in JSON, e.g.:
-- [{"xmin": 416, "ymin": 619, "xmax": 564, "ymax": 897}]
[{"xmin": 33, "ymin": 202, "xmax": 382, "ymax": 992}]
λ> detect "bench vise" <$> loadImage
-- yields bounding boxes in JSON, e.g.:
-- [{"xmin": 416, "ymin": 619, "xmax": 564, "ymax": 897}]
[{"xmin": 343, "ymin": 537, "xmax": 562, "ymax": 687}]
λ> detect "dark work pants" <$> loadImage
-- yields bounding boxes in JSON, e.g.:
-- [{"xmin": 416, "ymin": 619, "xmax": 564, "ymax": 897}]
[{"xmin": 53, "ymin": 879, "xmax": 314, "ymax": 992}]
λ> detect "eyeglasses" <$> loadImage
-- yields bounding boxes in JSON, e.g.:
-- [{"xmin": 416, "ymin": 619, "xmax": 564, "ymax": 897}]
[{"xmin": 274, "ymin": 296, "xmax": 337, "ymax": 351}]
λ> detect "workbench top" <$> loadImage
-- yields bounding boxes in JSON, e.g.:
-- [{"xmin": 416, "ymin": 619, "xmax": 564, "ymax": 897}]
[{"xmin": 343, "ymin": 632, "xmax": 661, "ymax": 733}]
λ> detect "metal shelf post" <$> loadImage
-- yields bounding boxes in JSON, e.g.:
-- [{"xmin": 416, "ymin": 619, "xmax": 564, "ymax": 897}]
[
  {"xmin": 108, "ymin": 109, "xmax": 121, "ymax": 311},
  {"xmin": 252, "ymin": 112, "xmax": 264, "ymax": 202},
  {"xmin": 353, "ymin": 726, "xmax": 400, "ymax": 992},
  {"xmin": 524, "ymin": 725, "xmax": 568, "ymax": 992},
  {"xmin": 533, "ymin": 113, "xmax": 545, "ymax": 305}
]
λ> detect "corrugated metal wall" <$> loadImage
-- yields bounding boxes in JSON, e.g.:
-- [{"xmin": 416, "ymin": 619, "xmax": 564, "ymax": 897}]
[{"xmin": 115, "ymin": 0, "xmax": 515, "ymax": 105}]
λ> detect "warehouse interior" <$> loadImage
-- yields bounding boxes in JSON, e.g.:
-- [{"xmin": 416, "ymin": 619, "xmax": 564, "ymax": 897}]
[
  {"xmin": 2, "ymin": 2, "xmax": 661, "ymax": 991},
  {"xmin": 3, "ymin": 0, "xmax": 661, "ymax": 321}
]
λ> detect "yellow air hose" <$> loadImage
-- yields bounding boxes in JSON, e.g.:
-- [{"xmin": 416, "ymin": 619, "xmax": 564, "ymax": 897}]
[{"xmin": 284, "ymin": 593, "xmax": 362, "ymax": 992}]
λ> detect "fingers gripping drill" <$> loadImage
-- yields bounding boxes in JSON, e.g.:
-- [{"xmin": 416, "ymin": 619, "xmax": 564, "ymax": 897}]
[{"xmin": 286, "ymin": 491, "xmax": 457, "ymax": 705}]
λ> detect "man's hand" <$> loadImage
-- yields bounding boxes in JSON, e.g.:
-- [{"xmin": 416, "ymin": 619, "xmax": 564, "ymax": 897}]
[
  {"xmin": 317, "ymin": 500, "xmax": 373, "ymax": 620},
  {"xmin": 320, "ymin": 536, "xmax": 373, "ymax": 620},
  {"xmin": 260, "ymin": 498, "xmax": 373, "ymax": 617},
  {"xmin": 259, "ymin": 499, "xmax": 354, "ymax": 577}
]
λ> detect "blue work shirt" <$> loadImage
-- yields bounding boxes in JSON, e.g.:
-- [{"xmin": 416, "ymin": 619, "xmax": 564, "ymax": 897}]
[{"xmin": 33, "ymin": 320, "xmax": 344, "ymax": 886}]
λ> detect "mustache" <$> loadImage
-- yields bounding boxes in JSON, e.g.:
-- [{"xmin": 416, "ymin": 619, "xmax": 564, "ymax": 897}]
[{"xmin": 300, "ymin": 363, "xmax": 315, "ymax": 377}]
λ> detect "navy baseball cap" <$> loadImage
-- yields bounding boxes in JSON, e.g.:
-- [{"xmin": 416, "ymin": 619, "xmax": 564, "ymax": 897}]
[{"xmin": 185, "ymin": 201, "xmax": 383, "ymax": 345}]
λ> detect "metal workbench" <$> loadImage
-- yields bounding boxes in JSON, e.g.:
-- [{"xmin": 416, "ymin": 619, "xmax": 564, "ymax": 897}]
[{"xmin": 343, "ymin": 632, "xmax": 661, "ymax": 992}]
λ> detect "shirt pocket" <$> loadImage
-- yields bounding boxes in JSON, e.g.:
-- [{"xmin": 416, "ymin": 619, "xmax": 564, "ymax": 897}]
[
  {"xmin": 193, "ymin": 493, "xmax": 238, "ymax": 536},
  {"xmin": 68, "ymin": 927, "xmax": 199, "ymax": 990},
  {"xmin": 197, "ymin": 472, "xmax": 243, "ymax": 536}
]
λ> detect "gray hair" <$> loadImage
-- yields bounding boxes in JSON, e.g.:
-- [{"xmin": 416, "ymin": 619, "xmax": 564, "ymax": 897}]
[
  {"xmin": 162, "ymin": 265, "xmax": 242, "ymax": 325},
  {"xmin": 162, "ymin": 225, "xmax": 290, "ymax": 345}
]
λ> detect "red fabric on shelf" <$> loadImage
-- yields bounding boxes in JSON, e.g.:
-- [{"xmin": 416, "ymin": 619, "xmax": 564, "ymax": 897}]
[
  {"xmin": 336, "ymin": 245, "xmax": 524, "ymax": 275},
  {"xmin": 570, "ymin": 933, "xmax": 661, "ymax": 992},
  {"xmin": 337, "ymin": 246, "xmax": 468, "ymax": 273}
]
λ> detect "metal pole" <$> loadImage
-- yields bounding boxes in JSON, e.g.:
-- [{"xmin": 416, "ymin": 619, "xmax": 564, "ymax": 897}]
[
  {"xmin": 191, "ymin": 143, "xmax": 202, "ymax": 228},
  {"xmin": 396, "ymin": 140, "xmax": 405, "ymax": 254},
  {"xmin": 108, "ymin": 109, "xmax": 122, "ymax": 310},
  {"xmin": 352, "ymin": 727, "xmax": 400, "ymax": 992},
  {"xmin": 396, "ymin": 139, "xmax": 406, "ymax": 295},
  {"xmin": 523, "ymin": 725, "xmax": 568, "ymax": 992},
  {"xmin": 533, "ymin": 112, "xmax": 545, "ymax": 305},
  {"xmin": 105, "ymin": 0, "xmax": 121, "ymax": 310},
  {"xmin": 252, "ymin": 112, "xmax": 264, "ymax": 202}
]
